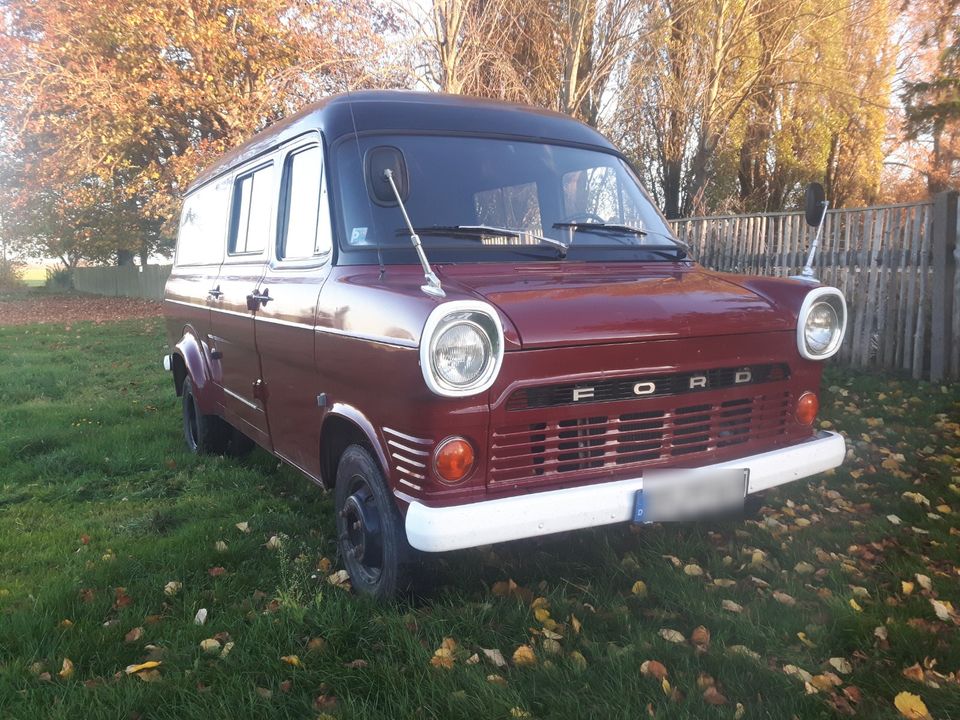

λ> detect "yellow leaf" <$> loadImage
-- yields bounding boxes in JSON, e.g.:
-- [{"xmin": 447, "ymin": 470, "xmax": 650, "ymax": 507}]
[
  {"xmin": 902, "ymin": 581, "xmax": 915, "ymax": 595},
  {"xmin": 512, "ymin": 645, "xmax": 537, "ymax": 667},
  {"xmin": 849, "ymin": 599, "xmax": 863, "ymax": 612},
  {"xmin": 797, "ymin": 632, "xmax": 816, "ymax": 648},
  {"xmin": 280, "ymin": 655, "xmax": 301, "ymax": 667},
  {"xmin": 893, "ymin": 691, "xmax": 931, "ymax": 719},
  {"xmin": 683, "ymin": 564, "xmax": 704, "ymax": 576},
  {"xmin": 125, "ymin": 661, "xmax": 161, "ymax": 675},
  {"xmin": 199, "ymin": 638, "xmax": 221, "ymax": 654},
  {"xmin": 631, "ymin": 580, "xmax": 648, "ymax": 598},
  {"xmin": 534, "ymin": 607, "xmax": 551, "ymax": 623},
  {"xmin": 570, "ymin": 614, "xmax": 582, "ymax": 634},
  {"xmin": 58, "ymin": 658, "xmax": 74, "ymax": 680},
  {"xmin": 569, "ymin": 650, "xmax": 587, "ymax": 670}
]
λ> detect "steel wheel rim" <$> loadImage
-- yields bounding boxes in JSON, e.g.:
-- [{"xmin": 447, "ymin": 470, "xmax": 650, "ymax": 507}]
[{"xmin": 339, "ymin": 473, "xmax": 384, "ymax": 585}]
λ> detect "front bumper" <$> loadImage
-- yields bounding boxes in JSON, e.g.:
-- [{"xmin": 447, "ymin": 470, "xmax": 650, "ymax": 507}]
[{"xmin": 403, "ymin": 431, "xmax": 846, "ymax": 552}]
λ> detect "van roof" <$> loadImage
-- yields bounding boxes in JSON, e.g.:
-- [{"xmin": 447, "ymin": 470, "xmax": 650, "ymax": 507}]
[{"xmin": 189, "ymin": 90, "xmax": 615, "ymax": 192}]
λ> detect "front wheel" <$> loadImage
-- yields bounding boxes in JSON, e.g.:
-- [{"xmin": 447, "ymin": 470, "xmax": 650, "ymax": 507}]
[
  {"xmin": 334, "ymin": 445, "xmax": 412, "ymax": 600},
  {"xmin": 181, "ymin": 376, "xmax": 230, "ymax": 455}
]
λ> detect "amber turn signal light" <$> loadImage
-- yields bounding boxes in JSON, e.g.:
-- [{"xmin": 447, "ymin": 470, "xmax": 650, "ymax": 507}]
[
  {"xmin": 796, "ymin": 391, "xmax": 819, "ymax": 425},
  {"xmin": 434, "ymin": 436, "xmax": 475, "ymax": 484}
]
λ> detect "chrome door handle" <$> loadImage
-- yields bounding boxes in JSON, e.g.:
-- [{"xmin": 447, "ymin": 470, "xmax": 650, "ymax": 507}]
[
  {"xmin": 208, "ymin": 286, "xmax": 223, "ymax": 299},
  {"xmin": 246, "ymin": 288, "xmax": 271, "ymax": 311}
]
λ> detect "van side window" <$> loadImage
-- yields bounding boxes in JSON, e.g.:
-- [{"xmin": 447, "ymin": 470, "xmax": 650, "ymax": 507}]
[
  {"xmin": 175, "ymin": 177, "xmax": 230, "ymax": 266},
  {"xmin": 229, "ymin": 165, "xmax": 273, "ymax": 255},
  {"xmin": 279, "ymin": 145, "xmax": 332, "ymax": 260}
]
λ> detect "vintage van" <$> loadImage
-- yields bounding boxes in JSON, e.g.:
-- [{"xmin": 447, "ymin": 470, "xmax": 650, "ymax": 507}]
[{"xmin": 163, "ymin": 90, "xmax": 847, "ymax": 598}]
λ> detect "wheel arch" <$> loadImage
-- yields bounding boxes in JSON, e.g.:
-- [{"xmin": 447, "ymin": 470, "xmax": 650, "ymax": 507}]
[
  {"xmin": 319, "ymin": 404, "xmax": 390, "ymax": 491},
  {"xmin": 173, "ymin": 327, "xmax": 215, "ymax": 410}
]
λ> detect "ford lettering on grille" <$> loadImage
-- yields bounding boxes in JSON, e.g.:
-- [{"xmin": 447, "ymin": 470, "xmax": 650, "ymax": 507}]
[{"xmin": 507, "ymin": 364, "xmax": 790, "ymax": 411}]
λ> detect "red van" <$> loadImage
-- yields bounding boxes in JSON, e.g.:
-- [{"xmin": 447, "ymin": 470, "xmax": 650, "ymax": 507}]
[{"xmin": 163, "ymin": 91, "xmax": 847, "ymax": 598}]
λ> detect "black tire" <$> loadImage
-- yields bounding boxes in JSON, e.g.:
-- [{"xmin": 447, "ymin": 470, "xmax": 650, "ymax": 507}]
[
  {"xmin": 226, "ymin": 428, "xmax": 256, "ymax": 457},
  {"xmin": 181, "ymin": 376, "xmax": 230, "ymax": 455},
  {"xmin": 334, "ymin": 444, "xmax": 411, "ymax": 600}
]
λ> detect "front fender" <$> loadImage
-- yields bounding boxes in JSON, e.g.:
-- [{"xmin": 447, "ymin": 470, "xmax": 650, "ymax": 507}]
[
  {"xmin": 322, "ymin": 402, "xmax": 392, "ymax": 487},
  {"xmin": 175, "ymin": 327, "xmax": 218, "ymax": 413}
]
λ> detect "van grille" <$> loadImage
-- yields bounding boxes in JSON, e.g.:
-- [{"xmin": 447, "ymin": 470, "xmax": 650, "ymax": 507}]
[
  {"xmin": 490, "ymin": 391, "xmax": 791, "ymax": 484},
  {"xmin": 506, "ymin": 363, "xmax": 789, "ymax": 411}
]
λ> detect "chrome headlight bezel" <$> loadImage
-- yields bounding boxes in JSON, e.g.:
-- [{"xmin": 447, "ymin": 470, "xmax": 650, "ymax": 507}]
[
  {"xmin": 797, "ymin": 287, "xmax": 847, "ymax": 360},
  {"xmin": 420, "ymin": 300, "xmax": 504, "ymax": 397}
]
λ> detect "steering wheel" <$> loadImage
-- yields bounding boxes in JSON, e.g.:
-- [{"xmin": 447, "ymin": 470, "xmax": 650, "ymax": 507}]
[{"xmin": 561, "ymin": 211, "xmax": 606, "ymax": 224}]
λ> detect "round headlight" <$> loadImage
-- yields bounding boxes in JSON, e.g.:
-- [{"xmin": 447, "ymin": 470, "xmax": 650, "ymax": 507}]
[
  {"xmin": 433, "ymin": 321, "xmax": 491, "ymax": 387},
  {"xmin": 796, "ymin": 287, "xmax": 846, "ymax": 360},
  {"xmin": 804, "ymin": 301, "xmax": 839, "ymax": 354},
  {"xmin": 420, "ymin": 301, "xmax": 505, "ymax": 397}
]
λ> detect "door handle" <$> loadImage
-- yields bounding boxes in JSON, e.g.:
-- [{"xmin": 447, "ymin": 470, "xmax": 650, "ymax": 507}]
[
  {"xmin": 208, "ymin": 285, "xmax": 223, "ymax": 299},
  {"xmin": 246, "ymin": 288, "xmax": 272, "ymax": 311}
]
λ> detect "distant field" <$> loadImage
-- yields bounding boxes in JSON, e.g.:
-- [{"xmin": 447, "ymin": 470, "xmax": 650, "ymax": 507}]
[{"xmin": 21, "ymin": 266, "xmax": 48, "ymax": 287}]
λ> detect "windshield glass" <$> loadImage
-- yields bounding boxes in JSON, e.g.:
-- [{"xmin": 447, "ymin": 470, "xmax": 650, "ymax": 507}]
[{"xmin": 333, "ymin": 134, "xmax": 680, "ymax": 264}]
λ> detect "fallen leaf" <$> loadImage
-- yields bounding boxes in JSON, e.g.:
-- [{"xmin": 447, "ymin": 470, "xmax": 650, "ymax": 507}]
[
  {"xmin": 887, "ymin": 514, "xmax": 902, "ymax": 525},
  {"xmin": 569, "ymin": 650, "xmax": 587, "ymax": 670},
  {"xmin": 658, "ymin": 628, "xmax": 685, "ymax": 644},
  {"xmin": 59, "ymin": 658, "xmax": 74, "ymax": 680},
  {"xmin": 726, "ymin": 645, "xmax": 760, "ymax": 661},
  {"xmin": 797, "ymin": 632, "xmax": 816, "ymax": 648},
  {"xmin": 641, "ymin": 660, "xmax": 669, "ymax": 680},
  {"xmin": 465, "ymin": 653, "xmax": 480, "ymax": 665},
  {"xmin": 915, "ymin": 574, "xmax": 932, "ymax": 591},
  {"xmin": 313, "ymin": 694, "xmax": 338, "ymax": 711},
  {"xmin": 703, "ymin": 686, "xmax": 728, "ymax": 705},
  {"xmin": 327, "ymin": 570, "xmax": 350, "ymax": 587},
  {"xmin": 163, "ymin": 581, "xmax": 181, "ymax": 597},
  {"xmin": 124, "ymin": 627, "xmax": 143, "ymax": 643},
  {"xmin": 214, "ymin": 540, "xmax": 228, "ymax": 552},
  {"xmin": 255, "ymin": 686, "xmax": 272, "ymax": 699},
  {"xmin": 481, "ymin": 648, "xmax": 506, "ymax": 668},
  {"xmin": 542, "ymin": 638, "xmax": 562, "ymax": 655},
  {"xmin": 58, "ymin": 619, "xmax": 73, "ymax": 629},
  {"xmin": 307, "ymin": 637, "xmax": 328, "ymax": 653},
  {"xmin": 849, "ymin": 598, "xmax": 863, "ymax": 612},
  {"xmin": 235, "ymin": 521, "xmax": 250, "ymax": 533},
  {"xmin": 773, "ymin": 591, "xmax": 797, "ymax": 607},
  {"xmin": 903, "ymin": 663, "xmax": 925, "ymax": 683},
  {"xmin": 194, "ymin": 608, "xmax": 208, "ymax": 625},
  {"xmin": 265, "ymin": 535, "xmax": 282, "ymax": 551},
  {"xmin": 683, "ymin": 564, "xmax": 704, "ymax": 576},
  {"xmin": 570, "ymin": 614, "xmax": 582, "ymax": 634},
  {"xmin": 137, "ymin": 669, "xmax": 161, "ymax": 683},
  {"xmin": 930, "ymin": 599, "xmax": 954, "ymax": 621},
  {"xmin": 487, "ymin": 674, "xmax": 507, "ymax": 685},
  {"xmin": 200, "ymin": 639, "xmax": 221, "ymax": 654},
  {"xmin": 810, "ymin": 673, "xmax": 842, "ymax": 691},
  {"xmin": 893, "ymin": 691, "xmax": 931, "ymax": 719},
  {"xmin": 125, "ymin": 661, "xmax": 161, "ymax": 675},
  {"xmin": 843, "ymin": 686, "xmax": 862, "ymax": 704},
  {"xmin": 874, "ymin": 625, "xmax": 889, "ymax": 641},
  {"xmin": 783, "ymin": 664, "xmax": 813, "ymax": 683},
  {"xmin": 344, "ymin": 658, "xmax": 368, "ymax": 669},
  {"xmin": 829, "ymin": 657, "xmax": 853, "ymax": 674},
  {"xmin": 631, "ymin": 580, "xmax": 648, "ymax": 598},
  {"xmin": 713, "ymin": 578, "xmax": 737, "ymax": 588},
  {"xmin": 280, "ymin": 655, "xmax": 301, "ymax": 667},
  {"xmin": 512, "ymin": 645, "xmax": 537, "ymax": 667},
  {"xmin": 207, "ymin": 567, "xmax": 227, "ymax": 578},
  {"xmin": 691, "ymin": 626, "xmax": 711, "ymax": 654},
  {"xmin": 113, "ymin": 587, "xmax": 133, "ymax": 609},
  {"xmin": 902, "ymin": 581, "xmax": 915, "ymax": 595},
  {"xmin": 220, "ymin": 642, "xmax": 234, "ymax": 658},
  {"xmin": 722, "ymin": 599, "xmax": 743, "ymax": 613},
  {"xmin": 795, "ymin": 561, "xmax": 816, "ymax": 575}
]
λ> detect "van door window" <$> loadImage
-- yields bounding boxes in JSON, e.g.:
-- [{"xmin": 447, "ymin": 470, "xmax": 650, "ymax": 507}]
[
  {"xmin": 473, "ymin": 181, "xmax": 543, "ymax": 235},
  {"xmin": 229, "ymin": 165, "xmax": 273, "ymax": 255},
  {"xmin": 278, "ymin": 145, "xmax": 332, "ymax": 260},
  {"xmin": 175, "ymin": 177, "xmax": 230, "ymax": 266}
]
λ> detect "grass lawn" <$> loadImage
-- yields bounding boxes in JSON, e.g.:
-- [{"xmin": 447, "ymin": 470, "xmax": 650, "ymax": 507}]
[{"xmin": 0, "ymin": 316, "xmax": 958, "ymax": 720}]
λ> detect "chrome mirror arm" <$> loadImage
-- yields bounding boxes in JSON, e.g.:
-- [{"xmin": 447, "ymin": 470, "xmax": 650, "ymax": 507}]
[{"xmin": 383, "ymin": 169, "xmax": 445, "ymax": 298}]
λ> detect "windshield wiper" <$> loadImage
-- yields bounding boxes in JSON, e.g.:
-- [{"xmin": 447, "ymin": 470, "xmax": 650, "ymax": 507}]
[
  {"xmin": 553, "ymin": 221, "xmax": 648, "ymax": 236},
  {"xmin": 552, "ymin": 222, "xmax": 687, "ymax": 260},
  {"xmin": 404, "ymin": 225, "xmax": 569, "ymax": 257}
]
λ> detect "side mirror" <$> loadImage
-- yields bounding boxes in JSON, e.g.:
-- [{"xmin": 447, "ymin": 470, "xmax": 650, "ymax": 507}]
[
  {"xmin": 804, "ymin": 182, "xmax": 826, "ymax": 227},
  {"xmin": 365, "ymin": 146, "xmax": 409, "ymax": 206}
]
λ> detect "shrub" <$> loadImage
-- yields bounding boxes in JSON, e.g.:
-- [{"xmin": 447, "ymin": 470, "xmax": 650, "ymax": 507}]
[
  {"xmin": 45, "ymin": 265, "xmax": 73, "ymax": 290},
  {"xmin": 0, "ymin": 257, "xmax": 24, "ymax": 291}
]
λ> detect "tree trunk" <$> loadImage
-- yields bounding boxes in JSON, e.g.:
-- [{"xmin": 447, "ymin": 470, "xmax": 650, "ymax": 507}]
[{"xmin": 117, "ymin": 249, "xmax": 134, "ymax": 266}]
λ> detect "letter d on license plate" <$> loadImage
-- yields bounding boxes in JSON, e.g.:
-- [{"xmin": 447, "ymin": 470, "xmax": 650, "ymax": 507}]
[{"xmin": 633, "ymin": 468, "xmax": 748, "ymax": 523}]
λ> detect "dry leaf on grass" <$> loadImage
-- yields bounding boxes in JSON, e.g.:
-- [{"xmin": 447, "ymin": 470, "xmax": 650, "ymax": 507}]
[
  {"xmin": 691, "ymin": 626, "xmax": 711, "ymax": 654},
  {"xmin": 829, "ymin": 657, "xmax": 852, "ymax": 674},
  {"xmin": 658, "ymin": 628, "xmax": 685, "ymax": 644},
  {"xmin": 125, "ymin": 661, "xmax": 161, "ymax": 675},
  {"xmin": 894, "ymin": 691, "xmax": 931, "ymax": 719},
  {"xmin": 512, "ymin": 645, "xmax": 537, "ymax": 667},
  {"xmin": 58, "ymin": 658, "xmax": 74, "ymax": 680},
  {"xmin": 641, "ymin": 660, "xmax": 668, "ymax": 680},
  {"xmin": 124, "ymin": 627, "xmax": 143, "ymax": 643}
]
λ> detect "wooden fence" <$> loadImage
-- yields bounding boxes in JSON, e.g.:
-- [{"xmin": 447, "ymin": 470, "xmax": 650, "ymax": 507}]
[
  {"xmin": 72, "ymin": 264, "xmax": 172, "ymax": 301},
  {"xmin": 669, "ymin": 192, "xmax": 959, "ymax": 381}
]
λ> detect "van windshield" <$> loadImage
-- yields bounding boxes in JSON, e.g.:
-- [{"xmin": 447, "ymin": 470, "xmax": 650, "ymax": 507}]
[{"xmin": 333, "ymin": 134, "xmax": 680, "ymax": 264}]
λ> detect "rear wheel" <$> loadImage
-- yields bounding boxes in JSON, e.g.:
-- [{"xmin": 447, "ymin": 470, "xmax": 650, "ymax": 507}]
[
  {"xmin": 181, "ymin": 376, "xmax": 230, "ymax": 455},
  {"xmin": 334, "ymin": 445, "xmax": 411, "ymax": 600}
]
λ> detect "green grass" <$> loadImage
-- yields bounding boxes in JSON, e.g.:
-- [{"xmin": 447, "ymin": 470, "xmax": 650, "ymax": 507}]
[{"xmin": 0, "ymin": 317, "xmax": 958, "ymax": 719}]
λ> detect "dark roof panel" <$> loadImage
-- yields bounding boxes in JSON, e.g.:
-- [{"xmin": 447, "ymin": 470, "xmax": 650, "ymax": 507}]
[{"xmin": 189, "ymin": 90, "xmax": 615, "ymax": 191}]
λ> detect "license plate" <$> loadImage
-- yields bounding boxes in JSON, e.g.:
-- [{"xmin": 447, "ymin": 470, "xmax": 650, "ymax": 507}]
[{"xmin": 633, "ymin": 468, "xmax": 748, "ymax": 523}]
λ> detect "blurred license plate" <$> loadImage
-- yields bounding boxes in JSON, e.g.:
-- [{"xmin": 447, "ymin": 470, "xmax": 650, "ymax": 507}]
[{"xmin": 632, "ymin": 468, "xmax": 748, "ymax": 523}]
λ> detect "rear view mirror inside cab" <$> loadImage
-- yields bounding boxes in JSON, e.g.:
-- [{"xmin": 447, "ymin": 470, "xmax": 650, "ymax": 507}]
[{"xmin": 365, "ymin": 145, "xmax": 409, "ymax": 205}]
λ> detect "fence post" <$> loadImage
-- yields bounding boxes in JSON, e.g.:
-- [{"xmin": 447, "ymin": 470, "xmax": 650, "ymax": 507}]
[{"xmin": 930, "ymin": 190, "xmax": 958, "ymax": 382}]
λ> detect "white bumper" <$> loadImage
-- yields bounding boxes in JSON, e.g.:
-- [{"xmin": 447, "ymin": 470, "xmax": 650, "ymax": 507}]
[{"xmin": 403, "ymin": 431, "xmax": 846, "ymax": 552}]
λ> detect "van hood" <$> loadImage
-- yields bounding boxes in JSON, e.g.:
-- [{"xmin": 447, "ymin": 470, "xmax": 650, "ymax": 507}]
[{"xmin": 438, "ymin": 264, "xmax": 794, "ymax": 349}]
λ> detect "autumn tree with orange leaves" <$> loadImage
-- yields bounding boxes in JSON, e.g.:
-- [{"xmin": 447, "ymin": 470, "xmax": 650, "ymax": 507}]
[{"xmin": 0, "ymin": 0, "xmax": 393, "ymax": 266}]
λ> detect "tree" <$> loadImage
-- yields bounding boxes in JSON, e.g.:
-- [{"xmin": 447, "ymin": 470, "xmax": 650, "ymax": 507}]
[{"xmin": 0, "ymin": 0, "xmax": 392, "ymax": 266}]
